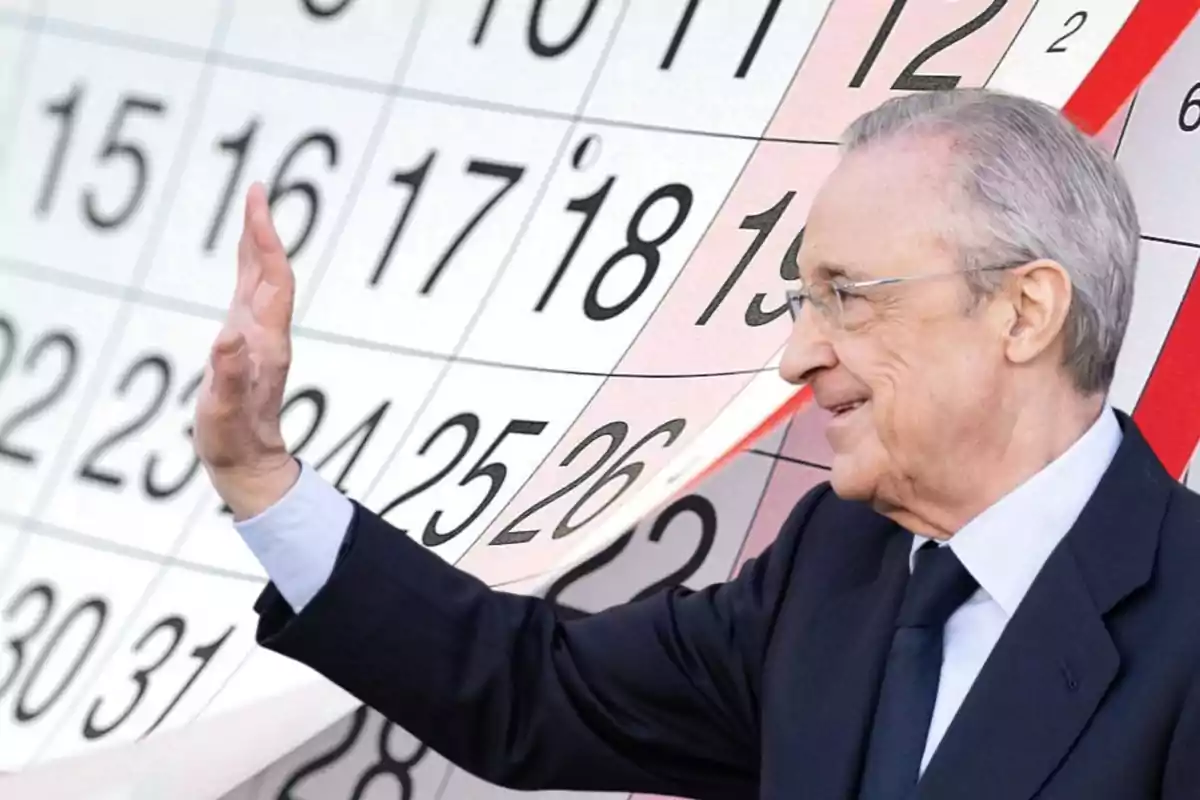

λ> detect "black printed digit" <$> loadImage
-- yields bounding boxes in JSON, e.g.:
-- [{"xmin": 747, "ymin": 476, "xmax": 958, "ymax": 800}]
[
  {"xmin": 267, "ymin": 131, "xmax": 339, "ymax": 260},
  {"xmin": 490, "ymin": 421, "xmax": 628, "ymax": 545},
  {"xmin": 35, "ymin": 85, "xmax": 166, "ymax": 231},
  {"xmin": 0, "ymin": 583, "xmax": 56, "ymax": 700},
  {"xmin": 82, "ymin": 615, "xmax": 185, "ymax": 740},
  {"xmin": 276, "ymin": 705, "xmax": 370, "ymax": 800},
  {"xmin": 142, "ymin": 369, "xmax": 205, "ymax": 500},
  {"xmin": 302, "ymin": 0, "xmax": 356, "ymax": 19},
  {"xmin": 745, "ymin": 225, "xmax": 801, "ymax": 326},
  {"xmin": 420, "ymin": 417, "xmax": 547, "ymax": 546},
  {"xmin": 534, "ymin": 176, "xmax": 614, "ymax": 313},
  {"xmin": 543, "ymin": 493, "xmax": 718, "ymax": 605},
  {"xmin": 76, "ymin": 354, "xmax": 173, "ymax": 489},
  {"xmin": 850, "ymin": 0, "xmax": 1010, "ymax": 90},
  {"xmin": 14, "ymin": 597, "xmax": 108, "ymax": 724},
  {"xmin": 1046, "ymin": 11, "xmax": 1087, "ymax": 53},
  {"xmin": 490, "ymin": 417, "xmax": 688, "ymax": 545},
  {"xmin": 584, "ymin": 184, "xmax": 692, "ymax": 321},
  {"xmin": 377, "ymin": 414, "xmax": 547, "ymax": 546},
  {"xmin": 696, "ymin": 191, "xmax": 793, "ymax": 326},
  {"xmin": 370, "ymin": 154, "xmax": 526, "ymax": 293},
  {"xmin": 36, "ymin": 84, "xmax": 82, "ymax": 216},
  {"xmin": 369, "ymin": 152, "xmax": 434, "ymax": 287},
  {"xmin": 205, "ymin": 119, "xmax": 258, "ymax": 252},
  {"xmin": 1179, "ymin": 83, "xmax": 1200, "ymax": 132},
  {"xmin": 377, "ymin": 413, "xmax": 483, "ymax": 523},
  {"xmin": 141, "ymin": 624, "xmax": 234, "ymax": 738},
  {"xmin": 0, "ymin": 316, "xmax": 18, "ymax": 390},
  {"xmin": 348, "ymin": 719, "xmax": 430, "ymax": 800},
  {"xmin": 543, "ymin": 529, "xmax": 635, "ymax": 606},
  {"xmin": 554, "ymin": 418, "xmax": 687, "ymax": 539},
  {"xmin": 418, "ymin": 159, "xmax": 524, "ymax": 294},
  {"xmin": 309, "ymin": 400, "xmax": 391, "ymax": 493},
  {"xmin": 660, "ymin": 0, "xmax": 782, "ymax": 78},
  {"xmin": 472, "ymin": 0, "xmax": 603, "ymax": 59},
  {"xmin": 629, "ymin": 494, "xmax": 718, "ymax": 599},
  {"xmin": 535, "ymin": 181, "xmax": 694, "ymax": 320},
  {"xmin": 0, "ymin": 330, "xmax": 81, "ymax": 466},
  {"xmin": 83, "ymin": 94, "xmax": 167, "ymax": 230},
  {"xmin": 204, "ymin": 123, "xmax": 340, "ymax": 260}
]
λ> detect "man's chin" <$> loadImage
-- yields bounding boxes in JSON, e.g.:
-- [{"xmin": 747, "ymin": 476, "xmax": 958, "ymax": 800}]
[{"xmin": 826, "ymin": 457, "xmax": 875, "ymax": 501}]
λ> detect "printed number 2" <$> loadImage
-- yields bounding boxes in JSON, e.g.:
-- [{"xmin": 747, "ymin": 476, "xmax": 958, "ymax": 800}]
[{"xmin": 1047, "ymin": 11, "xmax": 1088, "ymax": 53}]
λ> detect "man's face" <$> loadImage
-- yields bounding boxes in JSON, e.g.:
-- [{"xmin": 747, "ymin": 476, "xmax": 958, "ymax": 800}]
[{"xmin": 780, "ymin": 138, "xmax": 1010, "ymax": 513}]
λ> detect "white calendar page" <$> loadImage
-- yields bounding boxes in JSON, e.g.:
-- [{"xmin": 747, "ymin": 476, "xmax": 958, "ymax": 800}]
[{"xmin": 0, "ymin": 1, "xmax": 1197, "ymax": 798}]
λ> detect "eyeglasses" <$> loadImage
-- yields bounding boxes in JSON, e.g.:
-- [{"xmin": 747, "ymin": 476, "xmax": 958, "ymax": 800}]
[{"xmin": 785, "ymin": 263, "xmax": 1025, "ymax": 329}]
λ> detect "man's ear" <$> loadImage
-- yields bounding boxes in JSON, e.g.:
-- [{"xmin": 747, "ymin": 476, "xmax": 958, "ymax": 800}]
[{"xmin": 1001, "ymin": 260, "xmax": 1073, "ymax": 366}]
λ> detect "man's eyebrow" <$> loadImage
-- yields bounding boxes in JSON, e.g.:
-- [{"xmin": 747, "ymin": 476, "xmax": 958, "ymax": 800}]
[{"xmin": 811, "ymin": 260, "xmax": 868, "ymax": 281}]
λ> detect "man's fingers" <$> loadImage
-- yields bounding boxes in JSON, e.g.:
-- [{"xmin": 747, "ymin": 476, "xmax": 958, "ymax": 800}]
[
  {"xmin": 245, "ymin": 184, "xmax": 295, "ymax": 333},
  {"xmin": 233, "ymin": 184, "xmax": 269, "ymax": 310},
  {"xmin": 208, "ymin": 325, "xmax": 250, "ymax": 405}
]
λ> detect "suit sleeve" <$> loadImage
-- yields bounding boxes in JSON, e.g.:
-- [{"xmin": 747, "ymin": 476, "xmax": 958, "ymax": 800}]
[{"xmin": 252, "ymin": 485, "xmax": 830, "ymax": 798}]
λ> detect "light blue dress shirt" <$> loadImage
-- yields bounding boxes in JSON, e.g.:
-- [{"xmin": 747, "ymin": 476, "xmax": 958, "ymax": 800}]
[{"xmin": 233, "ymin": 407, "xmax": 1123, "ymax": 773}]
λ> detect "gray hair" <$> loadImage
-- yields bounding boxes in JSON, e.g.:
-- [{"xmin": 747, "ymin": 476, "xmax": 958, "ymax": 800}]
[{"xmin": 840, "ymin": 88, "xmax": 1139, "ymax": 396}]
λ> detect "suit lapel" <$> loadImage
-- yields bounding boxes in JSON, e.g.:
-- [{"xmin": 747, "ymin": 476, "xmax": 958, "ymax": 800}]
[
  {"xmin": 914, "ymin": 545, "xmax": 1119, "ymax": 800},
  {"xmin": 915, "ymin": 412, "xmax": 1173, "ymax": 800},
  {"xmin": 785, "ymin": 530, "xmax": 911, "ymax": 800}
]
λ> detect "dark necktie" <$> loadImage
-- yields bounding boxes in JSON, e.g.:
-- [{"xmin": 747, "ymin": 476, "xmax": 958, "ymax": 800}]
[{"xmin": 858, "ymin": 541, "xmax": 979, "ymax": 799}]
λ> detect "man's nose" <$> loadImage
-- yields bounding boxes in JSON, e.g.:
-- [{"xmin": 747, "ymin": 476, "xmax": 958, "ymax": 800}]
[{"xmin": 778, "ymin": 306, "xmax": 837, "ymax": 386}]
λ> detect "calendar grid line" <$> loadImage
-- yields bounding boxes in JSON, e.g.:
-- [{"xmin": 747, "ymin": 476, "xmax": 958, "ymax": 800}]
[
  {"xmin": 0, "ymin": 9, "xmax": 845, "ymax": 148},
  {"xmin": 0, "ymin": 3, "xmax": 45, "ymax": 198},
  {"xmin": 350, "ymin": 1, "xmax": 635, "ymax": 516},
  {"xmin": 427, "ymin": 0, "xmax": 850, "ymax": 587},
  {"xmin": 980, "ymin": 0, "xmax": 1041, "ymax": 89},
  {"xmin": 5, "ymin": 0, "xmax": 252, "ymax": 766},
  {"xmin": 1142, "ymin": 233, "xmax": 1200, "ymax": 251},
  {"xmin": 7, "ymin": 3, "xmax": 237, "ymax": 554},
  {"xmin": 291, "ymin": 0, "xmax": 436, "ymax": 324},
  {"xmin": 0, "ymin": 5, "xmax": 35, "ymax": 29},
  {"xmin": 0, "ymin": 257, "xmax": 783, "ymax": 378},
  {"xmin": 0, "ymin": 0, "xmax": 1167, "ymax": 780},
  {"xmin": 748, "ymin": 448, "xmax": 831, "ymax": 471},
  {"xmin": 721, "ymin": 416, "xmax": 800, "ymax": 581},
  {"xmin": 1112, "ymin": 93, "xmax": 1137, "ymax": 158},
  {"xmin": 0, "ymin": 510, "xmax": 265, "ymax": 584}
]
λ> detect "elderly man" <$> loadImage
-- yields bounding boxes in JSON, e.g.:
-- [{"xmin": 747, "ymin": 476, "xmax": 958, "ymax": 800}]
[{"xmin": 194, "ymin": 88, "xmax": 1200, "ymax": 799}]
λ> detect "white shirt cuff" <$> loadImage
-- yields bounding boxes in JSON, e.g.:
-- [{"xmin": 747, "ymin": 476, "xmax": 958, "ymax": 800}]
[{"xmin": 233, "ymin": 461, "xmax": 353, "ymax": 612}]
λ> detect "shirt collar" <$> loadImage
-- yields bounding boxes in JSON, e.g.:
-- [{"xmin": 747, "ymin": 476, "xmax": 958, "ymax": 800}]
[{"xmin": 910, "ymin": 407, "xmax": 1123, "ymax": 618}]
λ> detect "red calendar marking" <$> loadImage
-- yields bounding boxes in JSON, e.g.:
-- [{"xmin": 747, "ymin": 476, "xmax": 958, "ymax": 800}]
[
  {"xmin": 683, "ymin": 387, "xmax": 812, "ymax": 494},
  {"xmin": 766, "ymin": 0, "xmax": 1035, "ymax": 143},
  {"xmin": 1133, "ymin": 257, "xmax": 1200, "ymax": 478},
  {"xmin": 1061, "ymin": 0, "xmax": 1200, "ymax": 135},
  {"xmin": 458, "ymin": 373, "xmax": 754, "ymax": 584},
  {"xmin": 616, "ymin": 143, "xmax": 836, "ymax": 376}
]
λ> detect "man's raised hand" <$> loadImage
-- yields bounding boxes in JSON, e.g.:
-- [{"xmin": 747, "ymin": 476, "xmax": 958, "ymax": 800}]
[{"xmin": 193, "ymin": 183, "xmax": 300, "ymax": 520}]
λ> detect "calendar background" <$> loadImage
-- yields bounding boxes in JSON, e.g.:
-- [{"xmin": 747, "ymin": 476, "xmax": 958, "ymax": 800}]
[{"xmin": 0, "ymin": 1, "xmax": 1198, "ymax": 798}]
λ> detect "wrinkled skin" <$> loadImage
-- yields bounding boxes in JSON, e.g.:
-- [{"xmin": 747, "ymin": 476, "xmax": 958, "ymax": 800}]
[{"xmin": 778, "ymin": 134, "xmax": 1102, "ymax": 540}]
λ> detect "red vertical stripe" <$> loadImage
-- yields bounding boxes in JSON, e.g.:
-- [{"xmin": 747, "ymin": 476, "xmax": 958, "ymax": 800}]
[
  {"xmin": 1062, "ymin": 0, "xmax": 1200, "ymax": 135},
  {"xmin": 700, "ymin": 1, "xmax": 1199, "ymax": 482},
  {"xmin": 1133, "ymin": 261, "xmax": 1200, "ymax": 477}
]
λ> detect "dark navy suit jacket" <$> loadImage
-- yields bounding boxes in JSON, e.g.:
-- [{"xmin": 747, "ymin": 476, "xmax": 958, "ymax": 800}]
[{"xmin": 253, "ymin": 412, "xmax": 1200, "ymax": 799}]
